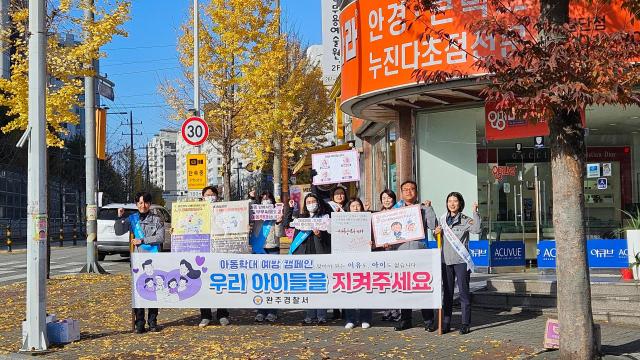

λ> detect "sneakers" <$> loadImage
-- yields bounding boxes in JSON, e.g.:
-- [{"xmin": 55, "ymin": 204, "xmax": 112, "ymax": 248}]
[
  {"xmin": 255, "ymin": 313, "xmax": 265, "ymax": 323},
  {"xmin": 425, "ymin": 321, "xmax": 437, "ymax": 332},
  {"xmin": 219, "ymin": 317, "xmax": 230, "ymax": 326},
  {"xmin": 301, "ymin": 317, "xmax": 314, "ymax": 325},
  {"xmin": 459, "ymin": 325, "xmax": 471, "ymax": 335},
  {"xmin": 317, "ymin": 319, "xmax": 327, "ymax": 325},
  {"xmin": 265, "ymin": 313, "xmax": 277, "ymax": 323},
  {"xmin": 134, "ymin": 324, "xmax": 145, "ymax": 334},
  {"xmin": 148, "ymin": 323, "xmax": 160, "ymax": 332},
  {"xmin": 199, "ymin": 318, "xmax": 211, "ymax": 327},
  {"xmin": 345, "ymin": 322, "xmax": 355, "ymax": 329},
  {"xmin": 361, "ymin": 322, "xmax": 371, "ymax": 329}
]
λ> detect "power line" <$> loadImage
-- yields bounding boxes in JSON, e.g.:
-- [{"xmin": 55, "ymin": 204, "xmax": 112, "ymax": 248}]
[
  {"xmin": 108, "ymin": 66, "xmax": 182, "ymax": 76},
  {"xmin": 104, "ymin": 44, "xmax": 176, "ymax": 51},
  {"xmin": 102, "ymin": 57, "xmax": 179, "ymax": 67}
]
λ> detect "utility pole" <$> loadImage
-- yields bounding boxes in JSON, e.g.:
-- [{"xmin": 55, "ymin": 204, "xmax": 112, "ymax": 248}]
[
  {"xmin": 137, "ymin": 145, "xmax": 150, "ymax": 190},
  {"xmin": 20, "ymin": 0, "xmax": 48, "ymax": 351},
  {"xmin": 122, "ymin": 112, "xmax": 142, "ymax": 201},
  {"xmin": 80, "ymin": 0, "xmax": 105, "ymax": 275},
  {"xmin": 193, "ymin": 0, "xmax": 200, "ymax": 117},
  {"xmin": 272, "ymin": 0, "xmax": 282, "ymax": 201},
  {"xmin": 0, "ymin": 0, "xmax": 9, "ymax": 79}
]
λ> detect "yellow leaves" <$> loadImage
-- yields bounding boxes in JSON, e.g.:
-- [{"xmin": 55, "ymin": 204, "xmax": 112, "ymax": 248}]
[{"xmin": 0, "ymin": 1, "xmax": 130, "ymax": 147}]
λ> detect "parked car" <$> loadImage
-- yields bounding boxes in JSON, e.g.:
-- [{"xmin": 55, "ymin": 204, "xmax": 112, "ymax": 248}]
[{"xmin": 96, "ymin": 203, "xmax": 172, "ymax": 261}]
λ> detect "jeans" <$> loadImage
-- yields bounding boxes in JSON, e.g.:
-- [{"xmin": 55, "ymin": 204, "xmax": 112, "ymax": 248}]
[
  {"xmin": 345, "ymin": 309, "xmax": 372, "ymax": 324},
  {"xmin": 305, "ymin": 309, "xmax": 327, "ymax": 321},
  {"xmin": 134, "ymin": 308, "xmax": 158, "ymax": 327}
]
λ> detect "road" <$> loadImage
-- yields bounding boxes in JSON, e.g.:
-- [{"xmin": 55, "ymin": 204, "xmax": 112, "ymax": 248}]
[{"xmin": 0, "ymin": 246, "xmax": 131, "ymax": 285}]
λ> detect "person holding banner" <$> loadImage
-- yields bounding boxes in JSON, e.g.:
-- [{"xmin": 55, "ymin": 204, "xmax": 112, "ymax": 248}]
[
  {"xmin": 343, "ymin": 197, "xmax": 374, "ymax": 330},
  {"xmin": 375, "ymin": 189, "xmax": 402, "ymax": 322},
  {"xmin": 114, "ymin": 192, "xmax": 165, "ymax": 334},
  {"xmin": 327, "ymin": 186, "xmax": 348, "ymax": 212},
  {"xmin": 198, "ymin": 186, "xmax": 230, "ymax": 327},
  {"xmin": 250, "ymin": 191, "xmax": 286, "ymax": 323},
  {"xmin": 433, "ymin": 192, "xmax": 481, "ymax": 335},
  {"xmin": 392, "ymin": 181, "xmax": 438, "ymax": 332},
  {"xmin": 288, "ymin": 193, "xmax": 331, "ymax": 325}
]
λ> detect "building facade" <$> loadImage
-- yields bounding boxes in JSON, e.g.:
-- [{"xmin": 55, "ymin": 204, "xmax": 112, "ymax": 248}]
[{"xmin": 148, "ymin": 128, "xmax": 178, "ymax": 192}]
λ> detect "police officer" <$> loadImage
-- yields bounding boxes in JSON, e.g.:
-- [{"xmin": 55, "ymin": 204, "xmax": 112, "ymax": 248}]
[
  {"xmin": 434, "ymin": 192, "xmax": 481, "ymax": 335},
  {"xmin": 115, "ymin": 191, "xmax": 165, "ymax": 334}
]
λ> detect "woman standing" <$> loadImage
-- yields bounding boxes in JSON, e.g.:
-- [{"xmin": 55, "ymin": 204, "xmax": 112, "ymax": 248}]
[
  {"xmin": 289, "ymin": 193, "xmax": 331, "ymax": 325},
  {"xmin": 434, "ymin": 192, "xmax": 481, "ymax": 335},
  {"xmin": 251, "ymin": 191, "xmax": 285, "ymax": 323},
  {"xmin": 343, "ymin": 197, "xmax": 374, "ymax": 330},
  {"xmin": 376, "ymin": 189, "xmax": 402, "ymax": 322},
  {"xmin": 327, "ymin": 186, "xmax": 348, "ymax": 213}
]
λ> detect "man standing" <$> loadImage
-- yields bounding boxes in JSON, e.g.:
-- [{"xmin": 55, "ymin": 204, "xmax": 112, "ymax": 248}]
[
  {"xmin": 115, "ymin": 191, "xmax": 165, "ymax": 334},
  {"xmin": 392, "ymin": 180, "xmax": 438, "ymax": 332}
]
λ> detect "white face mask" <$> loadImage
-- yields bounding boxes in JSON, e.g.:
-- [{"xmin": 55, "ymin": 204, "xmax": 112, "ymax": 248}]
[
  {"xmin": 307, "ymin": 203, "xmax": 318, "ymax": 213},
  {"xmin": 261, "ymin": 200, "xmax": 272, "ymax": 206}
]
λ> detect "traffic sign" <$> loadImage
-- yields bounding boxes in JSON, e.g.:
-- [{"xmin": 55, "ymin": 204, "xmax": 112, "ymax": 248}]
[
  {"xmin": 187, "ymin": 154, "xmax": 207, "ymax": 190},
  {"xmin": 181, "ymin": 117, "xmax": 209, "ymax": 146}
]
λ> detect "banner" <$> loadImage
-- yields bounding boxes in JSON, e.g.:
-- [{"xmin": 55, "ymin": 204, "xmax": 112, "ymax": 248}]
[
  {"xmin": 211, "ymin": 200, "xmax": 250, "ymax": 236},
  {"xmin": 321, "ymin": 0, "xmax": 341, "ymax": 85},
  {"xmin": 290, "ymin": 217, "xmax": 331, "ymax": 231},
  {"xmin": 171, "ymin": 201, "xmax": 212, "ymax": 252},
  {"xmin": 490, "ymin": 241, "xmax": 526, "ymax": 267},
  {"xmin": 331, "ymin": 212, "xmax": 372, "ymax": 253},
  {"xmin": 131, "ymin": 250, "xmax": 442, "ymax": 309},
  {"xmin": 250, "ymin": 204, "xmax": 284, "ymax": 221},
  {"xmin": 371, "ymin": 205, "xmax": 425, "ymax": 247},
  {"xmin": 537, "ymin": 239, "xmax": 629, "ymax": 269},
  {"xmin": 311, "ymin": 150, "xmax": 360, "ymax": 185},
  {"xmin": 211, "ymin": 235, "xmax": 251, "ymax": 254},
  {"xmin": 469, "ymin": 240, "xmax": 490, "ymax": 267}
]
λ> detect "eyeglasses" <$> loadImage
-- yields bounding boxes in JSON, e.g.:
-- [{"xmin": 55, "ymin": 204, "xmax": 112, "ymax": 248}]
[{"xmin": 401, "ymin": 187, "xmax": 416, "ymax": 192}]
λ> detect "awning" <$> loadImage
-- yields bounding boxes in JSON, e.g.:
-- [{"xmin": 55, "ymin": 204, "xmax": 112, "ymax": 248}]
[{"xmin": 292, "ymin": 143, "xmax": 353, "ymax": 175}]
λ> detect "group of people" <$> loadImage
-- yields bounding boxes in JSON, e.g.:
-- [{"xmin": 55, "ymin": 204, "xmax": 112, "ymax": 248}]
[{"xmin": 116, "ymin": 180, "xmax": 481, "ymax": 336}]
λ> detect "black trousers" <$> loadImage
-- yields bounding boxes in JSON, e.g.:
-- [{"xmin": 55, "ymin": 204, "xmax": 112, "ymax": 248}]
[
  {"xmin": 200, "ymin": 308, "xmax": 229, "ymax": 320},
  {"xmin": 134, "ymin": 308, "xmax": 158, "ymax": 326},
  {"xmin": 442, "ymin": 263, "xmax": 471, "ymax": 327},
  {"xmin": 400, "ymin": 308, "xmax": 435, "ymax": 324}
]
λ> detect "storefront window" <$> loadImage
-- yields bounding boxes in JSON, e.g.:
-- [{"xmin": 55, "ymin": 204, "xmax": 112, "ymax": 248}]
[
  {"xmin": 387, "ymin": 125, "xmax": 397, "ymax": 194},
  {"xmin": 372, "ymin": 131, "xmax": 388, "ymax": 210}
]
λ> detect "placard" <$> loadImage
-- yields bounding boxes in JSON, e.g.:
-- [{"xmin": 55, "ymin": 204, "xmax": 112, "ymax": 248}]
[
  {"xmin": 250, "ymin": 204, "xmax": 284, "ymax": 221},
  {"xmin": 211, "ymin": 200, "xmax": 250, "ymax": 236},
  {"xmin": 311, "ymin": 150, "xmax": 360, "ymax": 185},
  {"xmin": 331, "ymin": 212, "xmax": 372, "ymax": 253},
  {"xmin": 172, "ymin": 202, "xmax": 211, "ymax": 235},
  {"xmin": 131, "ymin": 250, "xmax": 442, "ymax": 309},
  {"xmin": 290, "ymin": 217, "xmax": 331, "ymax": 231},
  {"xmin": 543, "ymin": 319, "xmax": 560, "ymax": 349},
  {"xmin": 211, "ymin": 235, "xmax": 251, "ymax": 254},
  {"xmin": 371, "ymin": 205, "xmax": 425, "ymax": 247}
]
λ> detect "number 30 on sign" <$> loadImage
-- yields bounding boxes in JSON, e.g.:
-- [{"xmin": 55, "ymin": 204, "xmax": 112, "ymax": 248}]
[{"xmin": 181, "ymin": 117, "xmax": 209, "ymax": 146}]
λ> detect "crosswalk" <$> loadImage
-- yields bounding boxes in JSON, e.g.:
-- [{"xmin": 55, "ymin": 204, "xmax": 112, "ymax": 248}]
[{"xmin": 0, "ymin": 248, "xmax": 127, "ymax": 284}]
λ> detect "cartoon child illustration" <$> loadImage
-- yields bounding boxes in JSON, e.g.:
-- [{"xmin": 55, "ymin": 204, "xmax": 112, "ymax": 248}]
[
  {"xmin": 144, "ymin": 278, "xmax": 155, "ymax": 292},
  {"xmin": 167, "ymin": 278, "xmax": 180, "ymax": 302},
  {"xmin": 178, "ymin": 276, "xmax": 189, "ymax": 292},
  {"xmin": 142, "ymin": 259, "xmax": 154, "ymax": 276},
  {"xmin": 391, "ymin": 222, "xmax": 404, "ymax": 241},
  {"xmin": 154, "ymin": 274, "xmax": 165, "ymax": 290},
  {"xmin": 179, "ymin": 259, "xmax": 202, "ymax": 280},
  {"xmin": 155, "ymin": 274, "xmax": 169, "ymax": 301},
  {"xmin": 406, "ymin": 219, "xmax": 416, "ymax": 233}
]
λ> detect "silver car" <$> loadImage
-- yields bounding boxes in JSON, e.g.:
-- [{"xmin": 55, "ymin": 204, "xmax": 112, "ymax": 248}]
[{"xmin": 96, "ymin": 203, "xmax": 172, "ymax": 260}]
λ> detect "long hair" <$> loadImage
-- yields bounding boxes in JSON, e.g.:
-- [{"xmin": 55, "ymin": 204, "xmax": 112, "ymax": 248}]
[
  {"xmin": 330, "ymin": 186, "xmax": 347, "ymax": 206},
  {"xmin": 379, "ymin": 189, "xmax": 397, "ymax": 210},
  {"xmin": 180, "ymin": 259, "xmax": 201, "ymax": 280},
  {"xmin": 446, "ymin": 192, "xmax": 465, "ymax": 214},
  {"xmin": 346, "ymin": 197, "xmax": 365, "ymax": 212},
  {"xmin": 300, "ymin": 193, "xmax": 327, "ymax": 218},
  {"xmin": 260, "ymin": 191, "xmax": 275, "ymax": 204}
]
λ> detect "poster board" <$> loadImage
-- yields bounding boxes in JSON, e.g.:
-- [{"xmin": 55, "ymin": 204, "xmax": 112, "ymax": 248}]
[
  {"xmin": 311, "ymin": 150, "xmax": 360, "ymax": 185},
  {"xmin": 371, "ymin": 205, "xmax": 425, "ymax": 247},
  {"xmin": 331, "ymin": 212, "xmax": 372, "ymax": 253}
]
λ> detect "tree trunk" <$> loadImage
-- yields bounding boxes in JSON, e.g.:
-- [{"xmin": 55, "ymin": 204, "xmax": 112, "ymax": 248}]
[
  {"xmin": 223, "ymin": 151, "xmax": 232, "ymax": 201},
  {"xmin": 281, "ymin": 153, "xmax": 289, "ymax": 203},
  {"xmin": 549, "ymin": 110, "xmax": 595, "ymax": 359},
  {"xmin": 272, "ymin": 136, "xmax": 282, "ymax": 200}
]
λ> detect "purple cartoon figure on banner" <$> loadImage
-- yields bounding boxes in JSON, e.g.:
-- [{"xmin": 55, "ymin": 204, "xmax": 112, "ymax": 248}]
[{"xmin": 134, "ymin": 257, "xmax": 204, "ymax": 303}]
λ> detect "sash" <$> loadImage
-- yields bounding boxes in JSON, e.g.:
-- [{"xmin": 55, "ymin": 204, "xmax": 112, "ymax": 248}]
[
  {"xmin": 250, "ymin": 220, "xmax": 273, "ymax": 254},
  {"xmin": 288, "ymin": 230, "xmax": 311, "ymax": 254},
  {"xmin": 440, "ymin": 215, "xmax": 475, "ymax": 273},
  {"xmin": 393, "ymin": 200, "xmax": 406, "ymax": 209},
  {"xmin": 130, "ymin": 213, "xmax": 160, "ymax": 253}
]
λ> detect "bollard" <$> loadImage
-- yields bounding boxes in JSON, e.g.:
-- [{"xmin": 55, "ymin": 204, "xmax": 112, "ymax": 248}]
[
  {"xmin": 59, "ymin": 226, "xmax": 64, "ymax": 247},
  {"xmin": 5, "ymin": 225, "xmax": 11, "ymax": 252},
  {"xmin": 73, "ymin": 225, "xmax": 78, "ymax": 246}
]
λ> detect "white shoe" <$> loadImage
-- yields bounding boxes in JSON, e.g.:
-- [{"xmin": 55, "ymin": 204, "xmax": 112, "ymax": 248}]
[
  {"xmin": 219, "ymin": 317, "xmax": 230, "ymax": 326},
  {"xmin": 198, "ymin": 318, "xmax": 210, "ymax": 327},
  {"xmin": 255, "ymin": 313, "xmax": 265, "ymax": 322},
  {"xmin": 345, "ymin": 322, "xmax": 355, "ymax": 329},
  {"xmin": 265, "ymin": 313, "xmax": 277, "ymax": 322},
  {"xmin": 361, "ymin": 322, "xmax": 371, "ymax": 329}
]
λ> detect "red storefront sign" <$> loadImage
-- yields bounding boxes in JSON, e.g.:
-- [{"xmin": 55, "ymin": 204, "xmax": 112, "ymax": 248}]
[
  {"xmin": 485, "ymin": 102, "xmax": 549, "ymax": 141},
  {"xmin": 491, "ymin": 165, "xmax": 518, "ymax": 181}
]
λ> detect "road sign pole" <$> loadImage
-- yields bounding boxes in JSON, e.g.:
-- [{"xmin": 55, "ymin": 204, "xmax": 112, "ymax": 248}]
[{"xmin": 21, "ymin": 0, "xmax": 48, "ymax": 351}]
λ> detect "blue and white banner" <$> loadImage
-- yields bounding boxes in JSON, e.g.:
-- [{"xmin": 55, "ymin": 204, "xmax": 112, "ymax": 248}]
[
  {"xmin": 490, "ymin": 241, "xmax": 526, "ymax": 267},
  {"xmin": 537, "ymin": 239, "xmax": 629, "ymax": 269},
  {"xmin": 131, "ymin": 250, "xmax": 442, "ymax": 309}
]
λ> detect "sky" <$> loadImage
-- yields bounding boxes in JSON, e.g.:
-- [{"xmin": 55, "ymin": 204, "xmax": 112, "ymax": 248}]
[{"xmin": 100, "ymin": 0, "xmax": 323, "ymax": 154}]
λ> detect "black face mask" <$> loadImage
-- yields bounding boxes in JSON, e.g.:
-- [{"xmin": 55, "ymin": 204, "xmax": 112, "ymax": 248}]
[{"xmin": 139, "ymin": 211, "xmax": 149, "ymax": 221}]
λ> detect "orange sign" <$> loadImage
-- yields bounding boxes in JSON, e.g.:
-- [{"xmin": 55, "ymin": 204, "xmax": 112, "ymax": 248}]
[{"xmin": 340, "ymin": 0, "xmax": 639, "ymax": 109}]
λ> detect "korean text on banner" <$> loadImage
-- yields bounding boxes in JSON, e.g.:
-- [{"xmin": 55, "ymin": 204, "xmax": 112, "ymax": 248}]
[
  {"xmin": 331, "ymin": 212, "xmax": 372, "ymax": 253},
  {"xmin": 131, "ymin": 250, "xmax": 442, "ymax": 309},
  {"xmin": 250, "ymin": 204, "xmax": 284, "ymax": 221},
  {"xmin": 371, "ymin": 205, "xmax": 425, "ymax": 247},
  {"xmin": 312, "ymin": 150, "xmax": 360, "ymax": 185},
  {"xmin": 171, "ymin": 201, "xmax": 212, "ymax": 253}
]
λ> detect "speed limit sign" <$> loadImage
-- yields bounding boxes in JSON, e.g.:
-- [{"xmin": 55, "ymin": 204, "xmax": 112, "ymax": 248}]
[{"xmin": 181, "ymin": 117, "xmax": 209, "ymax": 146}]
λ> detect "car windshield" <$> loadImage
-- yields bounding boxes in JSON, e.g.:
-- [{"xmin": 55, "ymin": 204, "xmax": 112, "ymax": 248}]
[{"xmin": 98, "ymin": 208, "xmax": 136, "ymax": 221}]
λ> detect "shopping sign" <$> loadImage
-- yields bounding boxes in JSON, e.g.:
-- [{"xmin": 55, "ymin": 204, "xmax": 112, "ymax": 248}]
[
  {"xmin": 537, "ymin": 239, "xmax": 629, "ymax": 269},
  {"xmin": 186, "ymin": 154, "xmax": 207, "ymax": 190},
  {"xmin": 181, "ymin": 117, "xmax": 209, "ymax": 146},
  {"xmin": 131, "ymin": 250, "xmax": 442, "ymax": 309}
]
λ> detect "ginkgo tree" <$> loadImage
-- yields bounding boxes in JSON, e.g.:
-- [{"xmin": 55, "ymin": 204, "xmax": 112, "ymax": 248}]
[
  {"xmin": 161, "ymin": 0, "xmax": 283, "ymax": 201},
  {"xmin": 406, "ymin": 0, "xmax": 640, "ymax": 358},
  {"xmin": 0, "ymin": 0, "xmax": 130, "ymax": 147}
]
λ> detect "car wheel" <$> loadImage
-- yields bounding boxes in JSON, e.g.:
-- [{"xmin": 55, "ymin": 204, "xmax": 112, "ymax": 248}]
[{"xmin": 98, "ymin": 252, "xmax": 106, "ymax": 261}]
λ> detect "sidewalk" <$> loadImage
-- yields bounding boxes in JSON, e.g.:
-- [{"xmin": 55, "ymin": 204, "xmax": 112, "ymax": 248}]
[{"xmin": 0, "ymin": 274, "xmax": 638, "ymax": 359}]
